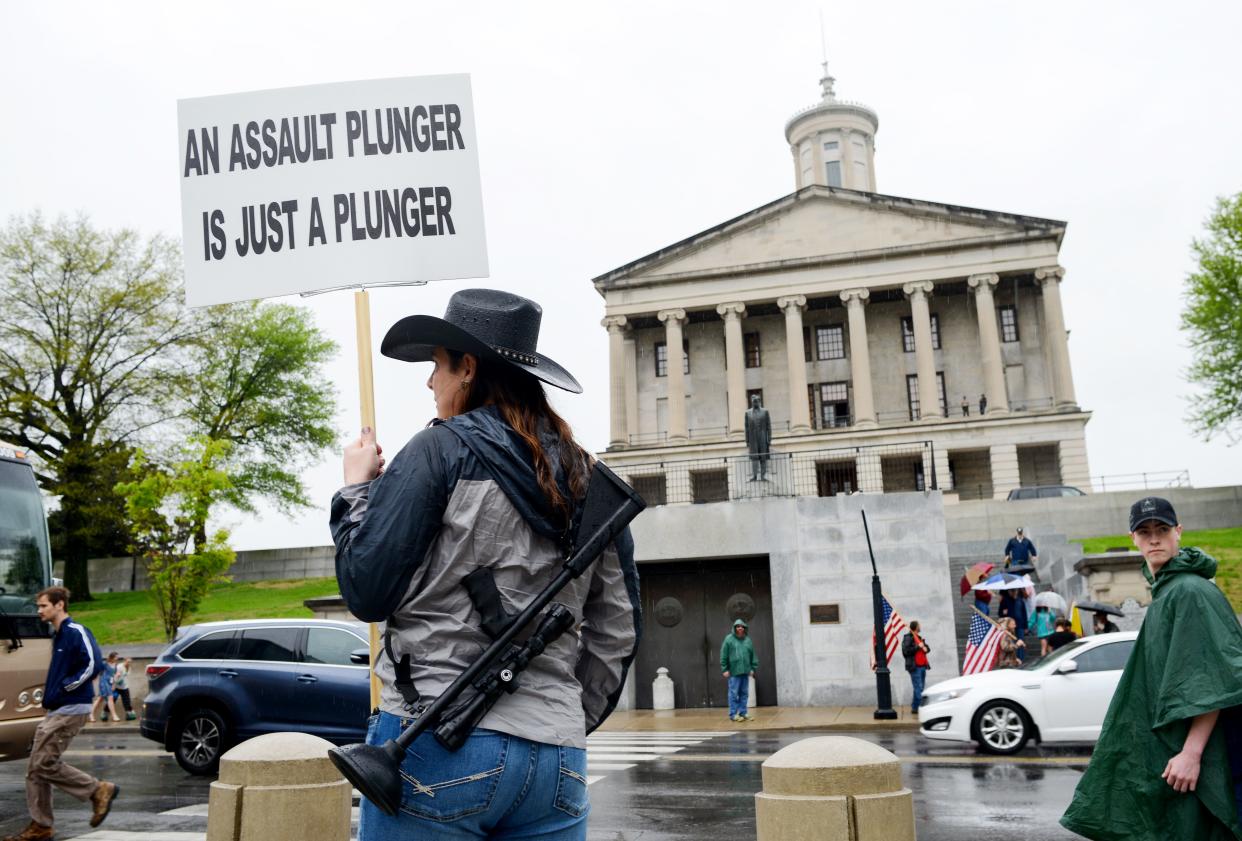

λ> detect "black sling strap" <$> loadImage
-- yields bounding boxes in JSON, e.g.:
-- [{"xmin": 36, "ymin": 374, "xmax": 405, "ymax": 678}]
[{"xmin": 383, "ymin": 624, "xmax": 420, "ymax": 708}]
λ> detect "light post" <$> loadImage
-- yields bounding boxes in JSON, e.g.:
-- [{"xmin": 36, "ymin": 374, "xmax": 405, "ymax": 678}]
[{"xmin": 862, "ymin": 510, "xmax": 897, "ymax": 720}]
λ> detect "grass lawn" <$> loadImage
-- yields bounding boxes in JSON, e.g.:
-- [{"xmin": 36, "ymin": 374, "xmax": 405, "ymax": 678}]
[
  {"xmin": 71, "ymin": 577, "xmax": 343, "ymax": 646},
  {"xmin": 1078, "ymin": 527, "xmax": 1242, "ymax": 611}
]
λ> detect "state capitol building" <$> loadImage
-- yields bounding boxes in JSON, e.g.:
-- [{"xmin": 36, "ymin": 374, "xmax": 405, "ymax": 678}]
[{"xmin": 593, "ymin": 67, "xmax": 1091, "ymax": 711}]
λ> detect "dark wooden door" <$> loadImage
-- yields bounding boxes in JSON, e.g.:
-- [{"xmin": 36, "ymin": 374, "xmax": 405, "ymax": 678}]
[{"xmin": 634, "ymin": 558, "xmax": 775, "ymax": 709}]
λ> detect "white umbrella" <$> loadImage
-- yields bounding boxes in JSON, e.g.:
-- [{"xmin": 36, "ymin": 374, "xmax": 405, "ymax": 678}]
[
  {"xmin": 1021, "ymin": 575, "xmax": 1035, "ymax": 616},
  {"xmin": 1034, "ymin": 591, "xmax": 1068, "ymax": 614}
]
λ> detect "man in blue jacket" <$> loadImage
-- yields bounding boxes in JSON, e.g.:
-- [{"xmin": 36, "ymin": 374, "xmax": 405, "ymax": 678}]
[{"xmin": 4, "ymin": 587, "xmax": 119, "ymax": 841}]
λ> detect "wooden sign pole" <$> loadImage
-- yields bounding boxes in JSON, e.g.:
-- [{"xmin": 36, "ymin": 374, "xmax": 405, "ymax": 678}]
[{"xmin": 355, "ymin": 289, "xmax": 383, "ymax": 710}]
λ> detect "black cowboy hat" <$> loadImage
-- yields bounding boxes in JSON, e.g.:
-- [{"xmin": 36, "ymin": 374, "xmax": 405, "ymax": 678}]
[{"xmin": 380, "ymin": 288, "xmax": 582, "ymax": 393}]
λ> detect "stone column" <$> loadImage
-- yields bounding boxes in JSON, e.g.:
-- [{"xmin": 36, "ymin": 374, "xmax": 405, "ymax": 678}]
[
  {"xmin": 840, "ymin": 289, "xmax": 876, "ymax": 427},
  {"xmin": 623, "ymin": 334, "xmax": 638, "ymax": 440},
  {"xmin": 717, "ymin": 302, "xmax": 748, "ymax": 438},
  {"xmin": 990, "ymin": 443, "xmax": 1021, "ymax": 500},
  {"xmin": 967, "ymin": 273, "xmax": 1010, "ymax": 415},
  {"xmin": 924, "ymin": 445, "xmax": 952, "ymax": 493},
  {"xmin": 657, "ymin": 308, "xmax": 688, "ymax": 443},
  {"xmin": 778, "ymin": 295, "xmax": 812, "ymax": 433},
  {"xmin": 811, "ymin": 137, "xmax": 825, "ymax": 188},
  {"xmin": 1057, "ymin": 434, "xmax": 1092, "ymax": 492},
  {"xmin": 857, "ymin": 450, "xmax": 885, "ymax": 493},
  {"xmin": 866, "ymin": 138, "xmax": 877, "ymax": 191},
  {"xmin": 903, "ymin": 281, "xmax": 942, "ymax": 419},
  {"xmin": 1035, "ymin": 266, "xmax": 1077, "ymax": 409},
  {"xmin": 602, "ymin": 316, "xmax": 628, "ymax": 447}
]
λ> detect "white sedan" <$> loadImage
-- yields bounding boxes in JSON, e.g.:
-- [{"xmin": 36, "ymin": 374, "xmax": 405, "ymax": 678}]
[{"xmin": 918, "ymin": 631, "xmax": 1137, "ymax": 754}]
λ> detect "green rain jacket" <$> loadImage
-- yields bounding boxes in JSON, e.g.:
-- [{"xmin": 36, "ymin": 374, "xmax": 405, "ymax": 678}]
[
  {"xmin": 1061, "ymin": 548, "xmax": 1242, "ymax": 840},
  {"xmin": 720, "ymin": 618, "xmax": 759, "ymax": 675}
]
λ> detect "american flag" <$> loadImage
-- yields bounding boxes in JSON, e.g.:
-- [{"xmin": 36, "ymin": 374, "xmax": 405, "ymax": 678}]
[
  {"xmin": 962, "ymin": 611, "xmax": 1005, "ymax": 675},
  {"xmin": 869, "ymin": 596, "xmax": 907, "ymax": 669}
]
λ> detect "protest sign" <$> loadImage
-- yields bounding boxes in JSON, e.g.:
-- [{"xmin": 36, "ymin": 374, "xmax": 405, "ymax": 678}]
[{"xmin": 177, "ymin": 74, "xmax": 488, "ymax": 307}]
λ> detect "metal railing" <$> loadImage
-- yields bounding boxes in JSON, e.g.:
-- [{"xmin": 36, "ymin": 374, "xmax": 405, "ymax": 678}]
[
  {"xmin": 1091, "ymin": 470, "xmax": 1192, "ymax": 494},
  {"xmin": 615, "ymin": 395, "xmax": 1064, "ymax": 450},
  {"xmin": 609, "ymin": 441, "xmax": 939, "ymax": 507}
]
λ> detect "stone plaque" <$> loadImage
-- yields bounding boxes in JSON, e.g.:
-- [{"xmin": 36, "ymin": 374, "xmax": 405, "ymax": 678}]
[{"xmin": 809, "ymin": 604, "xmax": 841, "ymax": 624}]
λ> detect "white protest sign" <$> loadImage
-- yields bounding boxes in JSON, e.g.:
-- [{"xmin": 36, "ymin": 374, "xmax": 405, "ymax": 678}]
[{"xmin": 177, "ymin": 74, "xmax": 488, "ymax": 307}]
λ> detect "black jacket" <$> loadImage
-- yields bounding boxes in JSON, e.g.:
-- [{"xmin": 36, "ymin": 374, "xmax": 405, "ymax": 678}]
[{"xmin": 901, "ymin": 631, "xmax": 930, "ymax": 673}]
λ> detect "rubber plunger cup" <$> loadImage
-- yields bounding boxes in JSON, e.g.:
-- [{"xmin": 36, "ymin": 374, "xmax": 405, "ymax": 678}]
[{"xmin": 328, "ymin": 740, "xmax": 406, "ymax": 817}]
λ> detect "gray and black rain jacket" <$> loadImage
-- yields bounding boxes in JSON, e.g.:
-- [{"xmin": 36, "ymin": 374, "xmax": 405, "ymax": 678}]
[{"xmin": 329, "ymin": 405, "xmax": 641, "ymax": 748}]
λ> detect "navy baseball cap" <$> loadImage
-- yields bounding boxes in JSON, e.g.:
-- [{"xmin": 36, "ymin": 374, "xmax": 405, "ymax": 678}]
[{"xmin": 1129, "ymin": 497, "xmax": 1178, "ymax": 532}]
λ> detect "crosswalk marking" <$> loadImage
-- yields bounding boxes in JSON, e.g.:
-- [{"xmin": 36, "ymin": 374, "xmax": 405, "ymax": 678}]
[
  {"xmin": 584, "ymin": 731, "xmax": 723, "ymax": 785},
  {"xmin": 158, "ymin": 804, "xmax": 210, "ymax": 817},
  {"xmin": 583, "ymin": 753, "xmax": 683, "ymax": 762}
]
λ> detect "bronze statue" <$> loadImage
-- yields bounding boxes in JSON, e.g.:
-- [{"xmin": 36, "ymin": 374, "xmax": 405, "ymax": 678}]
[{"xmin": 744, "ymin": 394, "xmax": 772, "ymax": 481}]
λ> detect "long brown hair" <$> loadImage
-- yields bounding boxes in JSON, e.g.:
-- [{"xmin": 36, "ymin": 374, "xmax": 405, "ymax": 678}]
[{"xmin": 448, "ymin": 351, "xmax": 591, "ymax": 526}]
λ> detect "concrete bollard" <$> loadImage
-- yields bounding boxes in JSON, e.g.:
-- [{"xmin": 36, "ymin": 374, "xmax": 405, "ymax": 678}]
[
  {"xmin": 206, "ymin": 732, "xmax": 352, "ymax": 841},
  {"xmin": 754, "ymin": 736, "xmax": 915, "ymax": 841},
  {"xmin": 652, "ymin": 666, "xmax": 675, "ymax": 710}
]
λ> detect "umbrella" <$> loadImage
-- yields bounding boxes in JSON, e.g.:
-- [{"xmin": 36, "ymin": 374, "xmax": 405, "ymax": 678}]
[
  {"xmin": 1077, "ymin": 600, "xmax": 1124, "ymax": 618},
  {"xmin": 959, "ymin": 562, "xmax": 995, "ymax": 596},
  {"xmin": 1020, "ymin": 574, "xmax": 1036, "ymax": 598},
  {"xmin": 972, "ymin": 572, "xmax": 1028, "ymax": 591},
  {"xmin": 1034, "ymin": 591, "xmax": 1068, "ymax": 614}
]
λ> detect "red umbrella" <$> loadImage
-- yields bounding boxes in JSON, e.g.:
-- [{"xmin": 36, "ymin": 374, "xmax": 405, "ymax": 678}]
[{"xmin": 959, "ymin": 562, "xmax": 995, "ymax": 596}]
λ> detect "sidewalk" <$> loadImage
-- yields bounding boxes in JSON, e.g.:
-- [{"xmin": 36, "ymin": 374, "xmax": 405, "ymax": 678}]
[{"xmin": 598, "ymin": 706, "xmax": 921, "ymax": 732}]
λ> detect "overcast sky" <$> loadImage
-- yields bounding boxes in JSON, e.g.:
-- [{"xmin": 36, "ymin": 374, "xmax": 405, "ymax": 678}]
[{"xmin": 2, "ymin": 1, "xmax": 1239, "ymax": 550}]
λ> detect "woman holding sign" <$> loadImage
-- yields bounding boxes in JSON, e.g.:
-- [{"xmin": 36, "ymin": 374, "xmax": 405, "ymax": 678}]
[{"xmin": 330, "ymin": 289, "xmax": 641, "ymax": 841}]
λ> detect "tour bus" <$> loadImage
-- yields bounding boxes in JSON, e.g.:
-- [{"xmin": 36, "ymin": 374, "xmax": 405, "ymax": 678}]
[{"xmin": 0, "ymin": 446, "xmax": 53, "ymax": 761}]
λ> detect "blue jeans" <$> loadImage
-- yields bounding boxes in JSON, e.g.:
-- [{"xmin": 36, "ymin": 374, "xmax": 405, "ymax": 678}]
[
  {"xmin": 358, "ymin": 711, "xmax": 589, "ymax": 841},
  {"xmin": 727, "ymin": 675, "xmax": 749, "ymax": 718},
  {"xmin": 909, "ymin": 667, "xmax": 927, "ymax": 712}
]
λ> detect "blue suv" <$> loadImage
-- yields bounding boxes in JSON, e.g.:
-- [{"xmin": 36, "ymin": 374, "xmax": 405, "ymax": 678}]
[{"xmin": 140, "ymin": 619, "xmax": 371, "ymax": 774}]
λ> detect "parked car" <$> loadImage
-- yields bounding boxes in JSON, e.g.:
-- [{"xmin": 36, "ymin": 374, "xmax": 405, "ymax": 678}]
[
  {"xmin": 918, "ymin": 631, "xmax": 1137, "ymax": 754},
  {"xmin": 140, "ymin": 618, "xmax": 370, "ymax": 774},
  {"xmin": 1007, "ymin": 485, "xmax": 1086, "ymax": 500}
]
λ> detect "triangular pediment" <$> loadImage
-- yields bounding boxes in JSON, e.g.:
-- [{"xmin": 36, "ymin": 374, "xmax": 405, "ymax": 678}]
[{"xmin": 596, "ymin": 187, "xmax": 1064, "ymax": 287}]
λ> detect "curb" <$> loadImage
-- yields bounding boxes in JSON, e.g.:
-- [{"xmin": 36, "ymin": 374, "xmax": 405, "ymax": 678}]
[{"xmin": 84, "ymin": 724, "xmax": 142, "ymax": 734}]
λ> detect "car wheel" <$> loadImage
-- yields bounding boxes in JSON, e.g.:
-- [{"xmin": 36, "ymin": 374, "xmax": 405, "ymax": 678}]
[
  {"xmin": 174, "ymin": 707, "xmax": 228, "ymax": 775},
  {"xmin": 972, "ymin": 701, "xmax": 1030, "ymax": 755}
]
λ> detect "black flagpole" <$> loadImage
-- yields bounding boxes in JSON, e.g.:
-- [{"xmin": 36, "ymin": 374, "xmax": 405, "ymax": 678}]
[{"xmin": 863, "ymin": 510, "xmax": 897, "ymax": 720}]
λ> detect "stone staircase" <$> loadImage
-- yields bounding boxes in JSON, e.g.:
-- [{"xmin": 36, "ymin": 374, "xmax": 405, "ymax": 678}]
[{"xmin": 946, "ymin": 528, "xmax": 1086, "ymax": 667}]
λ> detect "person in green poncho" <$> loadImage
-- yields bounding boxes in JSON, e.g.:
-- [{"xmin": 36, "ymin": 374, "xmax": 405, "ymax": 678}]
[
  {"xmin": 1061, "ymin": 496, "xmax": 1242, "ymax": 840},
  {"xmin": 720, "ymin": 618, "xmax": 759, "ymax": 722}
]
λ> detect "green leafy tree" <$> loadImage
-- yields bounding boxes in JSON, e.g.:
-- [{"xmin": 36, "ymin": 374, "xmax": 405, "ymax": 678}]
[
  {"xmin": 1183, "ymin": 193, "xmax": 1242, "ymax": 444},
  {"xmin": 0, "ymin": 214, "xmax": 203, "ymax": 599},
  {"xmin": 183, "ymin": 301, "xmax": 338, "ymax": 547},
  {"xmin": 46, "ymin": 445, "xmax": 138, "ymax": 584},
  {"xmin": 117, "ymin": 439, "xmax": 236, "ymax": 641}
]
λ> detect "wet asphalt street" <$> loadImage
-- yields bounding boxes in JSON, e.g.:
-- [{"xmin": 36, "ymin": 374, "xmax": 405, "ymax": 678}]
[{"xmin": 0, "ymin": 727, "xmax": 1089, "ymax": 840}]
